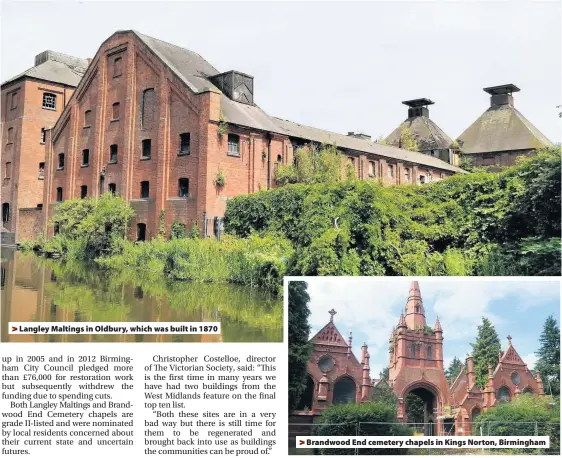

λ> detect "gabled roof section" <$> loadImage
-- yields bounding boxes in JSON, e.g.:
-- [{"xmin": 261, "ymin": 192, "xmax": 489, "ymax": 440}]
[
  {"xmin": 386, "ymin": 116, "xmax": 454, "ymax": 151},
  {"xmin": 498, "ymin": 341, "xmax": 526, "ymax": 366},
  {"xmin": 456, "ymin": 104, "xmax": 552, "ymax": 154},
  {"xmin": 2, "ymin": 56, "xmax": 87, "ymax": 88},
  {"xmin": 310, "ymin": 321, "xmax": 348, "ymax": 347},
  {"xmin": 273, "ymin": 118, "xmax": 464, "ymax": 173}
]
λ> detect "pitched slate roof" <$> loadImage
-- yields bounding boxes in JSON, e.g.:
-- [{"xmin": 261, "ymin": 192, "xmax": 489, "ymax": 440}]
[
  {"xmin": 386, "ymin": 116, "xmax": 454, "ymax": 152},
  {"xmin": 129, "ymin": 31, "xmax": 463, "ymax": 173},
  {"xmin": 457, "ymin": 104, "xmax": 552, "ymax": 154},
  {"xmin": 2, "ymin": 53, "xmax": 88, "ymax": 88},
  {"xmin": 273, "ymin": 117, "xmax": 464, "ymax": 173}
]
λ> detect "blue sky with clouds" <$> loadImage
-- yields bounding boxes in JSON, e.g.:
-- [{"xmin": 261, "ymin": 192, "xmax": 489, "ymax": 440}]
[{"xmin": 303, "ymin": 278, "xmax": 560, "ymax": 378}]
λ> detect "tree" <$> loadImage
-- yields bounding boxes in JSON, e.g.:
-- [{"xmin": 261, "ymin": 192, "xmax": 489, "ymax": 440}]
[
  {"xmin": 288, "ymin": 281, "xmax": 312, "ymax": 412},
  {"xmin": 397, "ymin": 126, "xmax": 419, "ymax": 152},
  {"xmin": 470, "ymin": 317, "xmax": 501, "ymax": 389},
  {"xmin": 405, "ymin": 393, "xmax": 425, "ymax": 424},
  {"xmin": 535, "ymin": 315, "xmax": 560, "ymax": 395},
  {"xmin": 445, "ymin": 356, "xmax": 463, "ymax": 383},
  {"xmin": 274, "ymin": 144, "xmax": 352, "ymax": 186},
  {"xmin": 371, "ymin": 380, "xmax": 397, "ymax": 409}
]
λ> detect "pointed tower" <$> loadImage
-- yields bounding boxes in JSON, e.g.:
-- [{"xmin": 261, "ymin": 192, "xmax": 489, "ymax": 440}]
[
  {"xmin": 405, "ymin": 281, "xmax": 426, "ymax": 331},
  {"xmin": 385, "ymin": 98, "xmax": 457, "ymax": 165},
  {"xmin": 456, "ymin": 84, "xmax": 552, "ymax": 168},
  {"xmin": 388, "ymin": 282, "xmax": 452, "ymax": 435}
]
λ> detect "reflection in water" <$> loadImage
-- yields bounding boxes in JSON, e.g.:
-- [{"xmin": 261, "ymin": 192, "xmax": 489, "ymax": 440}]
[{"xmin": 0, "ymin": 249, "xmax": 282, "ymax": 343}]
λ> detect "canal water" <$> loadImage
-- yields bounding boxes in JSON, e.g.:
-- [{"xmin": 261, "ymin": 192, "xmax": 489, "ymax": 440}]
[{"xmin": 0, "ymin": 248, "xmax": 283, "ymax": 343}]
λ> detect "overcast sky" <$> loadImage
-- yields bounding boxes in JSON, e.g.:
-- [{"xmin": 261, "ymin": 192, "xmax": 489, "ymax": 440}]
[
  {"xmin": 300, "ymin": 278, "xmax": 560, "ymax": 381},
  {"xmin": 2, "ymin": 1, "xmax": 560, "ymax": 142}
]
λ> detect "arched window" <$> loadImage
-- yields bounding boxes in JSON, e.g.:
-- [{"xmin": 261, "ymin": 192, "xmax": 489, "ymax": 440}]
[
  {"xmin": 497, "ymin": 386, "xmax": 511, "ymax": 402},
  {"xmin": 471, "ymin": 407, "xmax": 481, "ymax": 423},
  {"xmin": 333, "ymin": 377, "xmax": 356, "ymax": 404},
  {"xmin": 141, "ymin": 88, "xmax": 155, "ymax": 128},
  {"xmin": 427, "ymin": 345, "xmax": 432, "ymax": 359},
  {"xmin": 2, "ymin": 203, "xmax": 10, "ymax": 222},
  {"xmin": 522, "ymin": 387, "xmax": 533, "ymax": 394},
  {"xmin": 296, "ymin": 376, "xmax": 315, "ymax": 411}
]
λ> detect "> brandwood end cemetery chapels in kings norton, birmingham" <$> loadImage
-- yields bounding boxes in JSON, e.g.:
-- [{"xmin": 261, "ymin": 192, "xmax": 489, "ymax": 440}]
[
  {"xmin": 0, "ymin": 30, "xmax": 553, "ymax": 242},
  {"xmin": 294, "ymin": 282, "xmax": 546, "ymax": 437}
]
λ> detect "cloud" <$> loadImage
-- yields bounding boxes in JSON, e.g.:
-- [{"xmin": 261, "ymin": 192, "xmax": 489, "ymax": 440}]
[{"xmin": 522, "ymin": 353, "xmax": 538, "ymax": 370}]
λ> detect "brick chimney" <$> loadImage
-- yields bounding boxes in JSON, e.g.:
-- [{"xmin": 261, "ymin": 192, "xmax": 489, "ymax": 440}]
[
  {"xmin": 403, "ymin": 98, "xmax": 434, "ymax": 118},
  {"xmin": 484, "ymin": 84, "xmax": 519, "ymax": 107}
]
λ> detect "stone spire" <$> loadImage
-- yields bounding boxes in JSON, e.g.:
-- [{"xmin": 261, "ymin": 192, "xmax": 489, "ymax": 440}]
[
  {"xmin": 434, "ymin": 316, "xmax": 442, "ymax": 333},
  {"xmin": 397, "ymin": 312, "xmax": 406, "ymax": 329},
  {"xmin": 347, "ymin": 331, "xmax": 353, "ymax": 359},
  {"xmin": 466, "ymin": 354, "xmax": 476, "ymax": 389},
  {"xmin": 405, "ymin": 281, "xmax": 426, "ymax": 330},
  {"xmin": 361, "ymin": 346, "xmax": 371, "ymax": 400},
  {"xmin": 483, "ymin": 364, "xmax": 496, "ymax": 407},
  {"xmin": 535, "ymin": 369, "xmax": 545, "ymax": 395}
]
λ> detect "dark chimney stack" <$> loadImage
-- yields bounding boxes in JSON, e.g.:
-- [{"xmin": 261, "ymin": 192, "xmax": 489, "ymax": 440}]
[
  {"xmin": 347, "ymin": 132, "xmax": 371, "ymax": 141},
  {"xmin": 483, "ymin": 84, "xmax": 519, "ymax": 107},
  {"xmin": 402, "ymin": 98, "xmax": 434, "ymax": 118}
]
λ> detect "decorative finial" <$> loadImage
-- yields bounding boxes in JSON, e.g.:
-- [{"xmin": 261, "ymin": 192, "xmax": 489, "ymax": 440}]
[
  {"xmin": 507, "ymin": 335, "xmax": 512, "ymax": 345},
  {"xmin": 329, "ymin": 309, "xmax": 337, "ymax": 322}
]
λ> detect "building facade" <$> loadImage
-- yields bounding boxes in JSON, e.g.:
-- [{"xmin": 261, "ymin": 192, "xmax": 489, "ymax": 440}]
[
  {"xmin": 1, "ymin": 51, "xmax": 88, "ymax": 239},
  {"xmin": 39, "ymin": 30, "xmax": 462, "ymax": 241},
  {"xmin": 456, "ymin": 84, "xmax": 553, "ymax": 168},
  {"xmin": 295, "ymin": 281, "xmax": 545, "ymax": 437}
]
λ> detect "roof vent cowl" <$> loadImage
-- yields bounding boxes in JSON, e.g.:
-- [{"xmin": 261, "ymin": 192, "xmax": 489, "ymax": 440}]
[{"xmin": 484, "ymin": 84, "xmax": 519, "ymax": 107}]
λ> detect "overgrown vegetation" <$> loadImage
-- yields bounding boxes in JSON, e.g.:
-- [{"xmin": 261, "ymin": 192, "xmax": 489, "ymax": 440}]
[
  {"xmin": 226, "ymin": 147, "xmax": 561, "ymax": 276},
  {"xmin": 314, "ymin": 403, "xmax": 410, "ymax": 455},
  {"xmin": 473, "ymin": 395, "xmax": 560, "ymax": 454},
  {"xmin": 470, "ymin": 317, "xmax": 502, "ymax": 389},
  {"xmin": 535, "ymin": 315, "xmax": 560, "ymax": 396}
]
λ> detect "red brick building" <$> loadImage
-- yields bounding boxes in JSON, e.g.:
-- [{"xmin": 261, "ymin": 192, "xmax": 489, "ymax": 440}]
[
  {"xmin": 39, "ymin": 30, "xmax": 463, "ymax": 240},
  {"xmin": 295, "ymin": 281, "xmax": 544, "ymax": 436},
  {"xmin": 1, "ymin": 51, "xmax": 87, "ymax": 239}
]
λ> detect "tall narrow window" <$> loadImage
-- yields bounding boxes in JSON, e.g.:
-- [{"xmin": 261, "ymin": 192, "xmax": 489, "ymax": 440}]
[
  {"xmin": 178, "ymin": 178, "xmax": 189, "ymax": 197},
  {"xmin": 110, "ymin": 144, "xmax": 118, "ymax": 163},
  {"xmin": 5, "ymin": 162, "xmax": 11, "ymax": 179},
  {"xmin": 41, "ymin": 128, "xmax": 47, "ymax": 144},
  {"xmin": 7, "ymin": 127, "xmax": 13, "ymax": 144},
  {"xmin": 80, "ymin": 185, "xmax": 88, "ymax": 199},
  {"xmin": 108, "ymin": 183, "xmax": 116, "ymax": 196},
  {"xmin": 43, "ymin": 93, "xmax": 56, "ymax": 110},
  {"xmin": 420, "ymin": 175, "xmax": 426, "ymax": 184},
  {"xmin": 404, "ymin": 168, "xmax": 410, "ymax": 183},
  {"xmin": 84, "ymin": 110, "xmax": 92, "ymax": 127},
  {"xmin": 112, "ymin": 102, "xmax": 120, "ymax": 120},
  {"xmin": 142, "ymin": 139, "xmax": 151, "ymax": 159},
  {"xmin": 388, "ymin": 164, "xmax": 394, "ymax": 178},
  {"xmin": 368, "ymin": 161, "xmax": 375, "ymax": 177},
  {"xmin": 113, "ymin": 57, "xmax": 122, "ymax": 77},
  {"xmin": 140, "ymin": 181, "xmax": 150, "ymax": 199},
  {"xmin": 227, "ymin": 134, "xmax": 240, "ymax": 157},
  {"xmin": 141, "ymin": 88, "xmax": 155, "ymax": 128},
  {"xmin": 58, "ymin": 153, "xmax": 65, "ymax": 170},
  {"xmin": 56, "ymin": 187, "xmax": 63, "ymax": 202},
  {"xmin": 411, "ymin": 343, "xmax": 416, "ymax": 358},
  {"xmin": 179, "ymin": 133, "xmax": 190, "ymax": 155},
  {"xmin": 10, "ymin": 92, "xmax": 18, "ymax": 110},
  {"xmin": 137, "ymin": 223, "xmax": 146, "ymax": 242},
  {"xmin": 427, "ymin": 345, "xmax": 432, "ymax": 359},
  {"xmin": 39, "ymin": 162, "xmax": 45, "ymax": 180},
  {"xmin": 82, "ymin": 149, "xmax": 89, "ymax": 166},
  {"xmin": 2, "ymin": 203, "xmax": 9, "ymax": 222}
]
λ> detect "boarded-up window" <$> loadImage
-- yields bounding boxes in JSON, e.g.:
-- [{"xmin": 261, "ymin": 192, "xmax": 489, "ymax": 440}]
[
  {"xmin": 39, "ymin": 162, "xmax": 45, "ymax": 180},
  {"xmin": 405, "ymin": 168, "xmax": 410, "ymax": 182},
  {"xmin": 84, "ymin": 110, "xmax": 92, "ymax": 126},
  {"xmin": 11, "ymin": 92, "xmax": 18, "ymax": 110},
  {"xmin": 113, "ymin": 57, "xmax": 123, "ymax": 77},
  {"xmin": 368, "ymin": 161, "xmax": 375, "ymax": 177},
  {"xmin": 141, "ymin": 88, "xmax": 156, "ymax": 128},
  {"xmin": 112, "ymin": 102, "xmax": 120, "ymax": 120},
  {"xmin": 5, "ymin": 162, "xmax": 12, "ymax": 179},
  {"xmin": 388, "ymin": 164, "xmax": 394, "ymax": 178},
  {"xmin": 7, "ymin": 127, "xmax": 13, "ymax": 144}
]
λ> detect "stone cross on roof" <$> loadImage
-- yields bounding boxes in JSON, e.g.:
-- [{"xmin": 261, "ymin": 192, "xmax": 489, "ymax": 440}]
[{"xmin": 329, "ymin": 309, "xmax": 337, "ymax": 322}]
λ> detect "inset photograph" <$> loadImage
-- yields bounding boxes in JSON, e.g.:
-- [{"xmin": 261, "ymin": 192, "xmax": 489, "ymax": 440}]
[{"xmin": 288, "ymin": 278, "xmax": 560, "ymax": 455}]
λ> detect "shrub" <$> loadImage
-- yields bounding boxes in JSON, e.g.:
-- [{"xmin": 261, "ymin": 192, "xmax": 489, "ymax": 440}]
[
  {"xmin": 314, "ymin": 403, "xmax": 410, "ymax": 455},
  {"xmin": 170, "ymin": 220, "xmax": 187, "ymax": 239}
]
